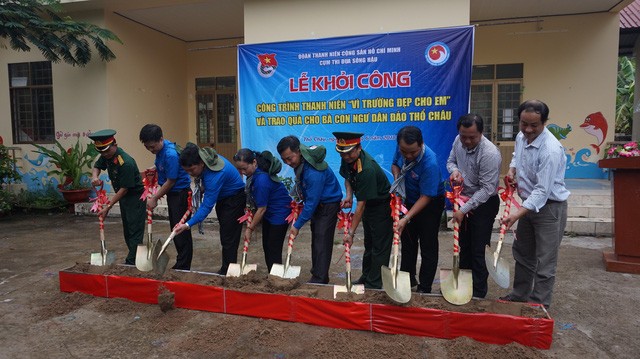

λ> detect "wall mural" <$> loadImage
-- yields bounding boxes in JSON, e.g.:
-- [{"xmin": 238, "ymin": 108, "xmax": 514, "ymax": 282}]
[
  {"xmin": 549, "ymin": 112, "xmax": 608, "ymax": 179},
  {"xmin": 4, "ymin": 140, "xmax": 113, "ymax": 195}
]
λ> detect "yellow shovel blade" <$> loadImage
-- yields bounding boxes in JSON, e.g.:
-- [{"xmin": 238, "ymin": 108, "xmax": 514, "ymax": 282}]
[
  {"xmin": 90, "ymin": 251, "xmax": 115, "ymax": 266},
  {"xmin": 269, "ymin": 263, "xmax": 301, "ymax": 279},
  {"xmin": 381, "ymin": 265, "xmax": 412, "ymax": 303},
  {"xmin": 135, "ymin": 244, "xmax": 153, "ymax": 272},
  {"xmin": 227, "ymin": 263, "xmax": 258, "ymax": 277},
  {"xmin": 333, "ymin": 283, "xmax": 365, "ymax": 299},
  {"xmin": 439, "ymin": 268, "xmax": 473, "ymax": 305},
  {"xmin": 484, "ymin": 245, "xmax": 510, "ymax": 288}
]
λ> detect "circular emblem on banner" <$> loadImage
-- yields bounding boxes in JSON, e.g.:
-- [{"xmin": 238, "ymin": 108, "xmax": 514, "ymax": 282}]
[
  {"xmin": 425, "ymin": 42, "xmax": 450, "ymax": 66},
  {"xmin": 257, "ymin": 62, "xmax": 277, "ymax": 78},
  {"xmin": 257, "ymin": 53, "xmax": 278, "ymax": 78}
]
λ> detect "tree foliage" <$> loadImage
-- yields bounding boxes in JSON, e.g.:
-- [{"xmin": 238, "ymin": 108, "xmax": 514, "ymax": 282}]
[
  {"xmin": 0, "ymin": 0, "xmax": 121, "ymax": 66},
  {"xmin": 616, "ymin": 56, "xmax": 635, "ymax": 135}
]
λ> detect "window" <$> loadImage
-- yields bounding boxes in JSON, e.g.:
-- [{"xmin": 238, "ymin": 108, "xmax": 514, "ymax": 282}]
[
  {"xmin": 470, "ymin": 63, "xmax": 523, "ymax": 142},
  {"xmin": 8, "ymin": 62, "xmax": 55, "ymax": 143},
  {"xmin": 195, "ymin": 77, "xmax": 236, "ymax": 146}
]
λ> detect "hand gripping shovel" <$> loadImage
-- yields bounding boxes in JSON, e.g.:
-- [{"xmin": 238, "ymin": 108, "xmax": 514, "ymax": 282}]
[
  {"xmin": 155, "ymin": 192, "xmax": 192, "ymax": 275},
  {"xmin": 90, "ymin": 183, "xmax": 115, "ymax": 266},
  {"xmin": 269, "ymin": 232, "xmax": 301, "ymax": 279},
  {"xmin": 227, "ymin": 209, "xmax": 258, "ymax": 277},
  {"xmin": 136, "ymin": 170, "xmax": 158, "ymax": 272},
  {"xmin": 440, "ymin": 182, "xmax": 473, "ymax": 305},
  {"xmin": 485, "ymin": 177, "xmax": 515, "ymax": 288},
  {"xmin": 334, "ymin": 211, "xmax": 365, "ymax": 298},
  {"xmin": 381, "ymin": 194, "xmax": 411, "ymax": 304}
]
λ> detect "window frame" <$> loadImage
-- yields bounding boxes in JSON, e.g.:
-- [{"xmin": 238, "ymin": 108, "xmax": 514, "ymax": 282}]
[{"xmin": 8, "ymin": 61, "xmax": 55, "ymax": 144}]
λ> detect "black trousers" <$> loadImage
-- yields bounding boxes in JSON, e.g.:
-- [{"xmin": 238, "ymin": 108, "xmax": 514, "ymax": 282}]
[
  {"xmin": 215, "ymin": 190, "xmax": 246, "ymax": 275},
  {"xmin": 261, "ymin": 220, "xmax": 289, "ymax": 272},
  {"xmin": 400, "ymin": 195, "xmax": 445, "ymax": 293},
  {"xmin": 360, "ymin": 198, "xmax": 394, "ymax": 289},
  {"xmin": 120, "ymin": 192, "xmax": 146, "ymax": 265},
  {"xmin": 309, "ymin": 201, "xmax": 341, "ymax": 284},
  {"xmin": 167, "ymin": 188, "xmax": 193, "ymax": 270},
  {"xmin": 458, "ymin": 194, "xmax": 500, "ymax": 298}
]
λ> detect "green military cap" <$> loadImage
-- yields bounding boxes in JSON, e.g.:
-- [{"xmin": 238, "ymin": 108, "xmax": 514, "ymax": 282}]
[
  {"xmin": 88, "ymin": 129, "xmax": 117, "ymax": 152},
  {"xmin": 333, "ymin": 131, "xmax": 363, "ymax": 153}
]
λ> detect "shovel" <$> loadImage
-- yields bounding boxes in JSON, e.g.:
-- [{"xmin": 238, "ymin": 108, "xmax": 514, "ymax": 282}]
[
  {"xmin": 333, "ymin": 243, "xmax": 365, "ymax": 298},
  {"xmin": 227, "ymin": 212, "xmax": 258, "ymax": 277},
  {"xmin": 155, "ymin": 194, "xmax": 193, "ymax": 275},
  {"xmin": 135, "ymin": 207, "xmax": 156, "ymax": 272},
  {"xmin": 90, "ymin": 213, "xmax": 116, "ymax": 266},
  {"xmin": 381, "ymin": 194, "xmax": 411, "ymax": 304},
  {"xmin": 270, "ymin": 231, "xmax": 301, "ymax": 279},
  {"xmin": 485, "ymin": 177, "xmax": 515, "ymax": 288},
  {"xmin": 136, "ymin": 169, "xmax": 158, "ymax": 272},
  {"xmin": 155, "ymin": 229, "xmax": 176, "ymax": 275},
  {"xmin": 440, "ymin": 200, "xmax": 473, "ymax": 305}
]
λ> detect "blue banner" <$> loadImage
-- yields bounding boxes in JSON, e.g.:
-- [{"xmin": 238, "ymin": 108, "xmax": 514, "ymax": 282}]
[{"xmin": 238, "ymin": 26, "xmax": 474, "ymax": 185}]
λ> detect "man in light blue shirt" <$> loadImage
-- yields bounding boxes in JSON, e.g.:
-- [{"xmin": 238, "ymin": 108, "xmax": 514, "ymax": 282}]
[{"xmin": 501, "ymin": 100, "xmax": 570, "ymax": 309}]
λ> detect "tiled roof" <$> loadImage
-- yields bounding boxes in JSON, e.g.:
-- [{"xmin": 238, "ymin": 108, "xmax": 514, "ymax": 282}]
[{"xmin": 621, "ymin": 0, "xmax": 640, "ymax": 29}]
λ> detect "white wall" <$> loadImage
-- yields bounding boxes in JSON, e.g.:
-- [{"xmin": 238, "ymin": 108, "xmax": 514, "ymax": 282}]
[
  {"xmin": 244, "ymin": 0, "xmax": 470, "ymax": 44},
  {"xmin": 475, "ymin": 13, "xmax": 619, "ymax": 159}
]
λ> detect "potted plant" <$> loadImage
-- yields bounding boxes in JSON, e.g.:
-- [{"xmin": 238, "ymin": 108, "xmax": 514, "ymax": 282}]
[
  {"xmin": 598, "ymin": 140, "xmax": 640, "ymax": 273},
  {"xmin": 31, "ymin": 138, "xmax": 99, "ymax": 204},
  {"xmin": 0, "ymin": 144, "xmax": 21, "ymax": 215}
]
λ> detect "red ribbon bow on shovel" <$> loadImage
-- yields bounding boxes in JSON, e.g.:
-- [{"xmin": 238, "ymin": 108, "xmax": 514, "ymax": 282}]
[
  {"xmin": 285, "ymin": 201, "xmax": 304, "ymax": 224},
  {"xmin": 140, "ymin": 169, "xmax": 158, "ymax": 201}
]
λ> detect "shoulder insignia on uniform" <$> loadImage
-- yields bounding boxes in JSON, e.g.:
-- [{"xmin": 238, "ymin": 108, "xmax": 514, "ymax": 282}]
[
  {"xmin": 117, "ymin": 155, "xmax": 124, "ymax": 166},
  {"xmin": 356, "ymin": 158, "xmax": 362, "ymax": 173}
]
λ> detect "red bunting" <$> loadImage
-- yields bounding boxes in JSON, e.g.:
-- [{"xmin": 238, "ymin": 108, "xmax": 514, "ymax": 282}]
[
  {"xmin": 285, "ymin": 201, "xmax": 304, "ymax": 224},
  {"xmin": 140, "ymin": 169, "xmax": 158, "ymax": 201},
  {"xmin": 237, "ymin": 206, "xmax": 254, "ymax": 224},
  {"xmin": 498, "ymin": 176, "xmax": 521, "ymax": 210}
]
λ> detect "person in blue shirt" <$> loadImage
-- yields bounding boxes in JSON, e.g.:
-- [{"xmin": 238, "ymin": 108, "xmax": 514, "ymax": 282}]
[
  {"xmin": 173, "ymin": 143, "xmax": 246, "ymax": 275},
  {"xmin": 139, "ymin": 124, "xmax": 194, "ymax": 270},
  {"xmin": 277, "ymin": 135, "xmax": 342, "ymax": 284},
  {"xmin": 390, "ymin": 126, "xmax": 445, "ymax": 293},
  {"xmin": 234, "ymin": 148, "xmax": 292, "ymax": 272}
]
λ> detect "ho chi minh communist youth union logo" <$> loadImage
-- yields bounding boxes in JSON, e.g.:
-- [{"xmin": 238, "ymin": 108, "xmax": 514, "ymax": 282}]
[
  {"xmin": 257, "ymin": 53, "xmax": 278, "ymax": 78},
  {"xmin": 425, "ymin": 42, "xmax": 450, "ymax": 66}
]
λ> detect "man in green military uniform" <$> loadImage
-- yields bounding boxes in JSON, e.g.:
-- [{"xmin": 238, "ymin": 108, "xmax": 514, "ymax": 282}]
[
  {"xmin": 89, "ymin": 129, "xmax": 146, "ymax": 265},
  {"xmin": 334, "ymin": 132, "xmax": 394, "ymax": 289}
]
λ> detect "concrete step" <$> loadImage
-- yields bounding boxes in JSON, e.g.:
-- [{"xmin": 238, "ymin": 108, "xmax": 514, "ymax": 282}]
[{"xmin": 74, "ymin": 202, "xmax": 218, "ymax": 221}]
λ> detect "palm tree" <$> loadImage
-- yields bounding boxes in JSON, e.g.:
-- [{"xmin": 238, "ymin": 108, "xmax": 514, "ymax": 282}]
[
  {"xmin": 616, "ymin": 56, "xmax": 635, "ymax": 137},
  {"xmin": 0, "ymin": 0, "xmax": 121, "ymax": 66}
]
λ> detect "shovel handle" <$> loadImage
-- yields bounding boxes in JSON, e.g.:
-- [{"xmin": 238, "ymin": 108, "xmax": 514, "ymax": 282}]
[
  {"xmin": 147, "ymin": 207, "xmax": 153, "ymax": 231},
  {"xmin": 345, "ymin": 243, "xmax": 351, "ymax": 272},
  {"xmin": 243, "ymin": 212, "xmax": 253, "ymax": 254},
  {"xmin": 452, "ymin": 202, "xmax": 460, "ymax": 256},
  {"xmin": 286, "ymin": 232, "xmax": 296, "ymax": 254}
]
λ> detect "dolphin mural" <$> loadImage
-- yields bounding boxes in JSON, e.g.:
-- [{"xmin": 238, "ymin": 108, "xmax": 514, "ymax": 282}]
[
  {"xmin": 23, "ymin": 152, "xmax": 50, "ymax": 167},
  {"xmin": 579, "ymin": 112, "xmax": 608, "ymax": 154}
]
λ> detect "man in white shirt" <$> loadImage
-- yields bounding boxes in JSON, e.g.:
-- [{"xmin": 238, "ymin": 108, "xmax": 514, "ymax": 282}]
[{"xmin": 501, "ymin": 100, "xmax": 570, "ymax": 309}]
